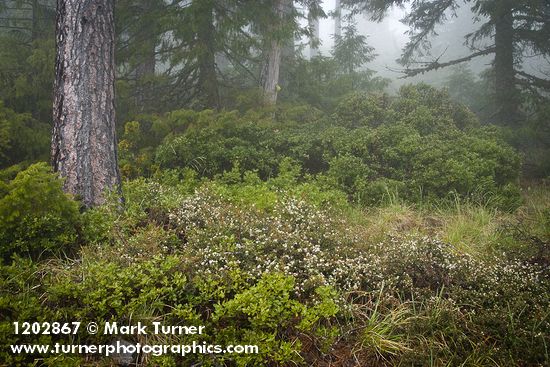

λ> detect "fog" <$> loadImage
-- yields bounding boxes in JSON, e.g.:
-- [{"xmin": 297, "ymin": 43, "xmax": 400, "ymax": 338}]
[
  {"xmin": 305, "ymin": 1, "xmax": 495, "ymax": 89},
  {"xmin": 313, "ymin": 0, "xmax": 409, "ymax": 71}
]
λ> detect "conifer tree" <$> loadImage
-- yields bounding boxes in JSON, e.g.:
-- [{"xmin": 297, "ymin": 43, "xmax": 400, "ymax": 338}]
[
  {"xmin": 344, "ymin": 0, "xmax": 550, "ymax": 125},
  {"xmin": 52, "ymin": 0, "xmax": 121, "ymax": 207}
]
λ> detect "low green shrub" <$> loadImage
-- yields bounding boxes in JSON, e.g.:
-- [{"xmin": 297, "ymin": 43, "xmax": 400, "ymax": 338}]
[
  {"xmin": 119, "ymin": 84, "xmax": 522, "ymax": 208},
  {"xmin": 0, "ymin": 163, "xmax": 80, "ymax": 261},
  {"xmin": 1, "ymin": 177, "xmax": 548, "ymax": 365},
  {"xmin": 0, "ymin": 257, "xmax": 55, "ymax": 365},
  {"xmin": 11, "ymin": 253, "xmax": 338, "ymax": 366},
  {"xmin": 0, "ymin": 101, "xmax": 49, "ymax": 169}
]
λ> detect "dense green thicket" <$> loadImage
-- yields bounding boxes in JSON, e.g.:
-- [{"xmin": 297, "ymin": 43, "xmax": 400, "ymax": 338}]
[
  {"xmin": 1, "ymin": 164, "xmax": 548, "ymax": 366},
  {"xmin": 0, "ymin": 102, "xmax": 49, "ymax": 168},
  {"xmin": 0, "ymin": 79, "xmax": 545, "ymax": 366},
  {"xmin": 444, "ymin": 66, "xmax": 550, "ymax": 179},
  {"xmin": 119, "ymin": 84, "xmax": 520, "ymax": 209},
  {"xmin": 0, "ymin": 163, "xmax": 80, "ymax": 261}
]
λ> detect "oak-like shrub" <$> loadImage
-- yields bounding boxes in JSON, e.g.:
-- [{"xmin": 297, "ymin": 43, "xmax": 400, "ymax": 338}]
[
  {"xmin": 122, "ymin": 84, "xmax": 521, "ymax": 207},
  {"xmin": 0, "ymin": 163, "xmax": 80, "ymax": 261}
]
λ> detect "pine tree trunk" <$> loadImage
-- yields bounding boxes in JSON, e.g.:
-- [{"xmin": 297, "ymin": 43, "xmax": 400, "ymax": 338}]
[
  {"xmin": 196, "ymin": 0, "xmax": 220, "ymax": 110},
  {"xmin": 279, "ymin": 1, "xmax": 295, "ymax": 89},
  {"xmin": 493, "ymin": 1, "xmax": 519, "ymax": 125},
  {"xmin": 309, "ymin": 13, "xmax": 319, "ymax": 58},
  {"xmin": 263, "ymin": 0, "xmax": 286, "ymax": 105},
  {"xmin": 52, "ymin": 0, "xmax": 121, "ymax": 208},
  {"xmin": 334, "ymin": 0, "xmax": 341, "ymax": 38}
]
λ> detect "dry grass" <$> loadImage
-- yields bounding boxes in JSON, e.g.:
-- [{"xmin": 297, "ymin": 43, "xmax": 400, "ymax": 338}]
[{"xmin": 346, "ymin": 182, "xmax": 549, "ymax": 260}]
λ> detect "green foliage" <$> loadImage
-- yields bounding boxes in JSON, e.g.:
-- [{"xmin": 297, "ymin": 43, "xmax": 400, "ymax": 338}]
[
  {"xmin": 0, "ymin": 257, "xmax": 54, "ymax": 366},
  {"xmin": 282, "ymin": 55, "xmax": 389, "ymax": 109},
  {"xmin": 213, "ymin": 274, "xmax": 304, "ymax": 363},
  {"xmin": 281, "ymin": 21, "xmax": 385, "ymax": 109},
  {"xmin": 0, "ymin": 29, "xmax": 56, "ymax": 123},
  {"xmin": 323, "ymin": 154, "xmax": 372, "ymax": 203},
  {"xmin": 391, "ymin": 83, "xmax": 479, "ymax": 131},
  {"xmin": 212, "ymin": 273, "xmax": 339, "ymax": 365},
  {"xmin": 0, "ymin": 101, "xmax": 49, "ymax": 168},
  {"xmin": 506, "ymin": 103, "xmax": 550, "ymax": 178},
  {"xmin": 328, "ymin": 86, "xmax": 520, "ymax": 207},
  {"xmin": 24, "ymin": 251, "xmax": 339, "ymax": 366},
  {"xmin": 80, "ymin": 171, "xmax": 198, "ymax": 249},
  {"xmin": 325, "ymin": 87, "xmax": 519, "ymax": 207},
  {"xmin": 332, "ymin": 92, "xmax": 389, "ymax": 128},
  {"xmin": 0, "ymin": 163, "xmax": 80, "ymax": 261},
  {"xmin": 125, "ymin": 85, "xmax": 521, "ymax": 208},
  {"xmin": 48, "ymin": 255, "xmax": 188, "ymax": 322},
  {"xmin": 444, "ymin": 65, "xmax": 495, "ymax": 121},
  {"xmin": 154, "ymin": 109, "xmax": 287, "ymax": 178},
  {"xmin": 332, "ymin": 22, "xmax": 376, "ymax": 75},
  {"xmin": 1, "ymin": 172, "xmax": 548, "ymax": 366}
]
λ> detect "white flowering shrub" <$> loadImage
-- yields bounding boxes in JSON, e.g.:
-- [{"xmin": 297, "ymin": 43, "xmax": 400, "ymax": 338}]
[
  {"xmin": 367, "ymin": 237, "xmax": 549, "ymax": 362},
  {"xmin": 166, "ymin": 187, "xmax": 549, "ymax": 365},
  {"xmin": 169, "ymin": 186, "xmax": 548, "ymax": 301},
  {"xmin": 169, "ymin": 186, "xmax": 374, "ymax": 295}
]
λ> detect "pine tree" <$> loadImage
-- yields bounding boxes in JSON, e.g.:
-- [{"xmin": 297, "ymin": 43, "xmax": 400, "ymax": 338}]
[
  {"xmin": 344, "ymin": 0, "xmax": 550, "ymax": 125},
  {"xmin": 52, "ymin": 0, "xmax": 121, "ymax": 207},
  {"xmin": 332, "ymin": 22, "xmax": 376, "ymax": 76},
  {"xmin": 148, "ymin": 0, "xmax": 262, "ymax": 110},
  {"xmin": 0, "ymin": 0, "xmax": 55, "ymax": 121},
  {"xmin": 115, "ymin": 0, "xmax": 165, "ymax": 113}
]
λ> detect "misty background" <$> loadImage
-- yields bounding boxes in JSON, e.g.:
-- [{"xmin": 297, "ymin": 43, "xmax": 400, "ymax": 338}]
[{"xmin": 305, "ymin": 1, "xmax": 546, "ymax": 91}]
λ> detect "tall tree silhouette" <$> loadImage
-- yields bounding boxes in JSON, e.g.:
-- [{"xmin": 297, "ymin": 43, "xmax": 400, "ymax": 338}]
[{"xmin": 344, "ymin": 0, "xmax": 550, "ymax": 125}]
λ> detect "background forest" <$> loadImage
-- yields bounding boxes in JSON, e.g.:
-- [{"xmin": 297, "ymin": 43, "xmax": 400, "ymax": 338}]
[{"xmin": 1, "ymin": 0, "xmax": 549, "ymax": 366}]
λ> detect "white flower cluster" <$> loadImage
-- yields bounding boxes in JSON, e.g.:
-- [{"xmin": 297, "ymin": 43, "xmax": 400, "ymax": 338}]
[
  {"xmin": 168, "ymin": 187, "xmax": 377, "ymax": 295},
  {"xmin": 168, "ymin": 187, "xmax": 549, "ymax": 305}
]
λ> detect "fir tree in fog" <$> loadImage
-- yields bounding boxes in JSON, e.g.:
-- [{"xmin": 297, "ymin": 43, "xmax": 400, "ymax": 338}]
[{"xmin": 344, "ymin": 0, "xmax": 550, "ymax": 125}]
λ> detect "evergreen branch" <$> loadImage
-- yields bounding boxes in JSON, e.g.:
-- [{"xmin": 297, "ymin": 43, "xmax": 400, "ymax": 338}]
[
  {"xmin": 398, "ymin": 46, "xmax": 496, "ymax": 78},
  {"xmin": 516, "ymin": 70, "xmax": 550, "ymax": 90}
]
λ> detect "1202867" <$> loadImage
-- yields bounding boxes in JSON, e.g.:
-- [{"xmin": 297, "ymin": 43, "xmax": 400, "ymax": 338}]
[{"xmin": 13, "ymin": 322, "xmax": 81, "ymax": 335}]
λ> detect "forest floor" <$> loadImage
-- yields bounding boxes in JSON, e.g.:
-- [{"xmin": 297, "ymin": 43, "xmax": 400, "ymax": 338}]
[{"xmin": 2, "ymin": 169, "xmax": 549, "ymax": 366}]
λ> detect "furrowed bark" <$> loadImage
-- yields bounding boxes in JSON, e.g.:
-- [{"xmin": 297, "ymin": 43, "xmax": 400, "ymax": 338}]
[{"xmin": 52, "ymin": 0, "xmax": 121, "ymax": 208}]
